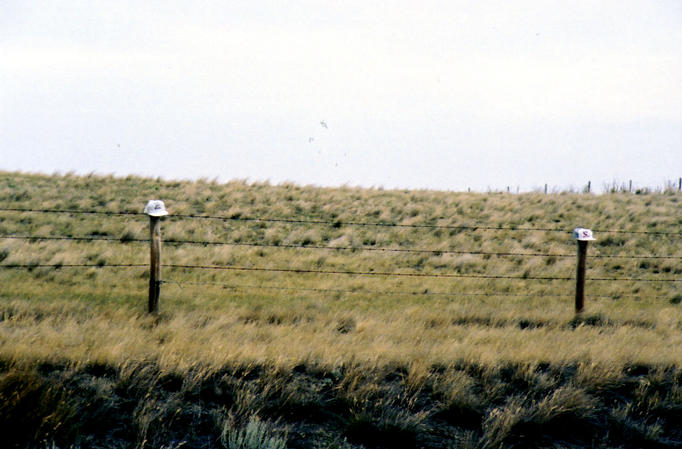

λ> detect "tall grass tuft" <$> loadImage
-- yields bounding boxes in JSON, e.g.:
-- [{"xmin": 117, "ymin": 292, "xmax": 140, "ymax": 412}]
[{"xmin": 221, "ymin": 416, "xmax": 287, "ymax": 449}]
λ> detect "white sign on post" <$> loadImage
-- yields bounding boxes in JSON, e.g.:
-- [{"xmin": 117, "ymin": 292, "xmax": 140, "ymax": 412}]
[{"xmin": 573, "ymin": 227, "xmax": 596, "ymax": 241}]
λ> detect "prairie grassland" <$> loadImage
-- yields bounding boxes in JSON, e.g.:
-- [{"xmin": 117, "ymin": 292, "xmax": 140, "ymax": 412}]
[
  {"xmin": 1, "ymin": 171, "xmax": 681, "ymax": 448},
  {"xmin": 1, "ymin": 171, "xmax": 680, "ymax": 370}
]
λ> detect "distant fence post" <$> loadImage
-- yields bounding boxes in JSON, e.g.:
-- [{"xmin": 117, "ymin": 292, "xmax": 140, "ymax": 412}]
[
  {"xmin": 144, "ymin": 200, "xmax": 168, "ymax": 314},
  {"xmin": 679, "ymin": 177, "xmax": 681, "ymax": 191},
  {"xmin": 573, "ymin": 228, "xmax": 595, "ymax": 314}
]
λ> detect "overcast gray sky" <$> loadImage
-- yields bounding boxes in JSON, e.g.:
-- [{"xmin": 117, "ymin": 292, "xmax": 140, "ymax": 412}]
[{"xmin": 2, "ymin": 1, "xmax": 681, "ymax": 192}]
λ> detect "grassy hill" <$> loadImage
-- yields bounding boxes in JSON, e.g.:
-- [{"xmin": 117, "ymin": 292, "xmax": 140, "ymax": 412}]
[{"xmin": 0, "ymin": 171, "xmax": 680, "ymax": 448}]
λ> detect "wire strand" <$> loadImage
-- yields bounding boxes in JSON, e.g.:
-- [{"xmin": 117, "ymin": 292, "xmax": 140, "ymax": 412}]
[
  {"xmin": 3, "ymin": 235, "xmax": 681, "ymax": 260},
  {"xmin": 0, "ymin": 207, "xmax": 141, "ymax": 217},
  {"xmin": 170, "ymin": 212, "xmax": 681, "ymax": 235},
  {"xmin": 161, "ymin": 280, "xmax": 669, "ymax": 300},
  {"xmin": 2, "ymin": 261, "xmax": 676, "ymax": 283},
  {"xmin": 161, "ymin": 279, "xmax": 572, "ymax": 298},
  {"xmin": 0, "ymin": 263, "xmax": 146, "ymax": 269},
  {"xmin": 165, "ymin": 263, "xmax": 681, "ymax": 282},
  {"xmin": 1, "ymin": 235, "xmax": 142, "ymax": 243},
  {"xmin": 1, "ymin": 207, "xmax": 678, "ymax": 236},
  {"xmin": 1, "ymin": 261, "xmax": 677, "ymax": 287},
  {"xmin": 165, "ymin": 263, "xmax": 573, "ymax": 280}
]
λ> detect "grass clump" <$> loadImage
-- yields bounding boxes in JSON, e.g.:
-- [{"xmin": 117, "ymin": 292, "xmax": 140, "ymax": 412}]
[
  {"xmin": 221, "ymin": 416, "xmax": 287, "ymax": 449},
  {"xmin": 0, "ymin": 361, "xmax": 680, "ymax": 448}
]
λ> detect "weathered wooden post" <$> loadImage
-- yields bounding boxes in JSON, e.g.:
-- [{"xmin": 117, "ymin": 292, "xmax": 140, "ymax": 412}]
[
  {"xmin": 573, "ymin": 227, "xmax": 595, "ymax": 314},
  {"xmin": 144, "ymin": 200, "xmax": 168, "ymax": 314}
]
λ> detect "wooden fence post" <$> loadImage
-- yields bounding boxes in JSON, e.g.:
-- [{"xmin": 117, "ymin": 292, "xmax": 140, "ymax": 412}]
[
  {"xmin": 144, "ymin": 200, "xmax": 168, "ymax": 314},
  {"xmin": 575, "ymin": 240, "xmax": 587, "ymax": 314},
  {"xmin": 149, "ymin": 216, "xmax": 161, "ymax": 313},
  {"xmin": 573, "ymin": 228, "xmax": 595, "ymax": 314}
]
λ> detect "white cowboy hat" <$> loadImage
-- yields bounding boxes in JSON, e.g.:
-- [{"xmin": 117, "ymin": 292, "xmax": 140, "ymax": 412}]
[{"xmin": 144, "ymin": 200, "xmax": 168, "ymax": 217}]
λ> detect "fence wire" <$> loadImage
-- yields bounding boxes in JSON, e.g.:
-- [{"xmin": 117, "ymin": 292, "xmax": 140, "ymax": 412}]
[
  {"xmin": 0, "ymin": 263, "xmax": 146, "ymax": 269},
  {"xmin": 2, "ymin": 234, "xmax": 681, "ymax": 260},
  {"xmin": 1, "ymin": 262, "xmax": 679, "ymax": 283},
  {"xmin": 1, "ymin": 207, "xmax": 679, "ymax": 236},
  {"xmin": 164, "ymin": 264, "xmax": 679, "ymax": 283},
  {"xmin": 161, "ymin": 280, "xmax": 666, "ymax": 301},
  {"xmin": 1, "ymin": 206, "xmax": 680, "ymax": 301},
  {"xmin": 161, "ymin": 280, "xmax": 573, "ymax": 298}
]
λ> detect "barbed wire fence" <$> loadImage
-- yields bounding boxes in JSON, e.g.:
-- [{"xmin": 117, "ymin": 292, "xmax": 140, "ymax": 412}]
[{"xmin": 0, "ymin": 206, "xmax": 680, "ymax": 313}]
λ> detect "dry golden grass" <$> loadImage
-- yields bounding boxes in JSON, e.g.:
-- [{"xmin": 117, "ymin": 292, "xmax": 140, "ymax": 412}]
[
  {"xmin": 1, "ymin": 172, "xmax": 681, "ymax": 448},
  {"xmin": 1, "ymin": 294, "xmax": 680, "ymax": 375},
  {"xmin": 1, "ymin": 171, "xmax": 680, "ymax": 374}
]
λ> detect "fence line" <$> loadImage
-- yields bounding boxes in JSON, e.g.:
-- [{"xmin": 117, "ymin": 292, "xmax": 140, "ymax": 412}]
[
  {"xmin": 164, "ymin": 263, "xmax": 575, "ymax": 280},
  {"xmin": 164, "ymin": 263, "xmax": 680, "ymax": 283},
  {"xmin": 161, "ymin": 280, "xmax": 573, "ymax": 298},
  {"xmin": 0, "ymin": 263, "xmax": 147, "ymax": 269},
  {"xmin": 3, "ymin": 234, "xmax": 682, "ymax": 260},
  {"xmin": 161, "ymin": 280, "xmax": 662, "ymax": 300},
  {"xmin": 169, "ymin": 212, "xmax": 682, "ymax": 236},
  {"xmin": 0, "ymin": 261, "xmax": 673, "ymax": 300},
  {"xmin": 1, "ymin": 205, "xmax": 680, "ymax": 315},
  {"xmin": 1, "ymin": 262, "xmax": 678, "ymax": 284},
  {"xmin": 1, "ymin": 207, "xmax": 679, "ymax": 236},
  {"xmin": 0, "ymin": 207, "xmax": 141, "ymax": 217}
]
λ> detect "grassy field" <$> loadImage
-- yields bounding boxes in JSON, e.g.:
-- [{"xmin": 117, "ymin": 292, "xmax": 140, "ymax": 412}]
[{"xmin": 0, "ymin": 171, "xmax": 681, "ymax": 448}]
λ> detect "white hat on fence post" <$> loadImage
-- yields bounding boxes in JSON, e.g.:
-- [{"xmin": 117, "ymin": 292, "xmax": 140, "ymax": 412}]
[
  {"xmin": 573, "ymin": 227, "xmax": 596, "ymax": 241},
  {"xmin": 144, "ymin": 200, "xmax": 168, "ymax": 217}
]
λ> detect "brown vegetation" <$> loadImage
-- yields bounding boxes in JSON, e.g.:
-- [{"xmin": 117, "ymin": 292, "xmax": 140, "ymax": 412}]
[{"xmin": 0, "ymin": 171, "xmax": 680, "ymax": 448}]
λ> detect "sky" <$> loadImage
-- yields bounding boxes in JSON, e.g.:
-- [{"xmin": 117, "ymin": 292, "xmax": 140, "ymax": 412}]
[{"xmin": 2, "ymin": 1, "xmax": 681, "ymax": 193}]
